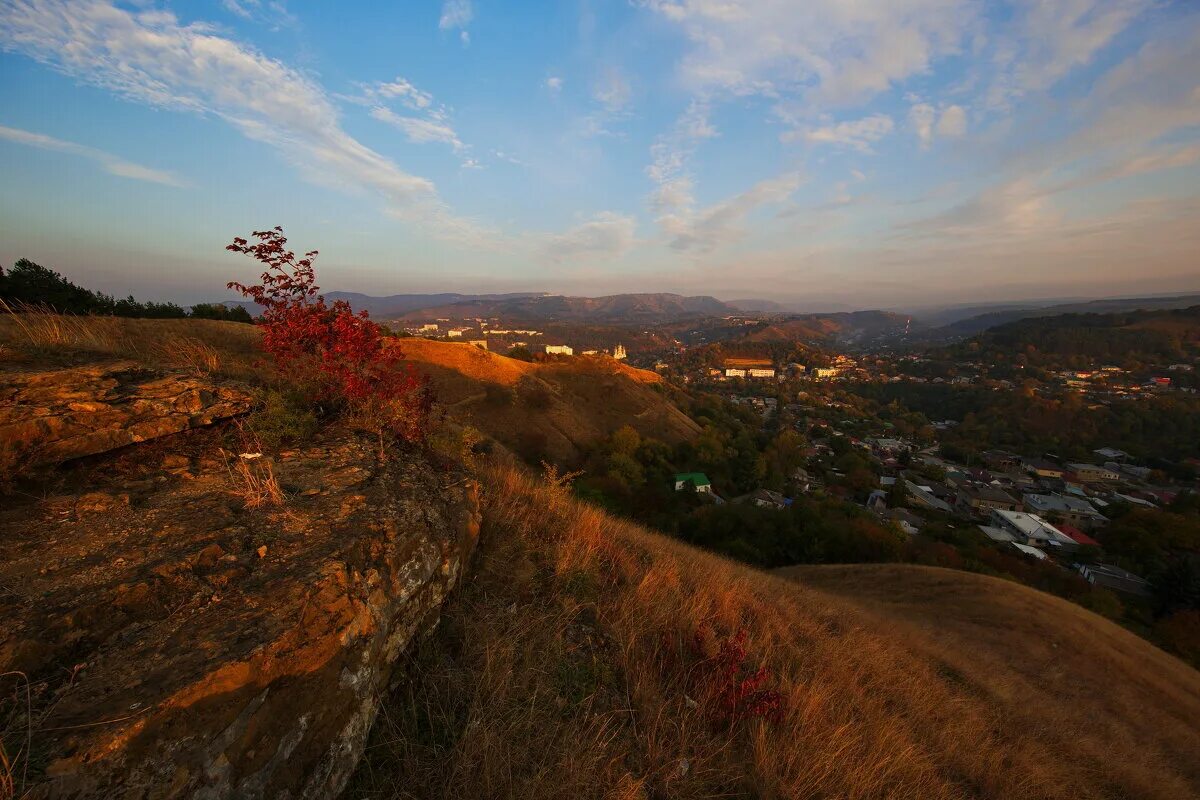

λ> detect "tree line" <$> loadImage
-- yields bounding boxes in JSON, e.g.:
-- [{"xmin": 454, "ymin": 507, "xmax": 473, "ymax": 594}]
[{"xmin": 0, "ymin": 258, "xmax": 253, "ymax": 322}]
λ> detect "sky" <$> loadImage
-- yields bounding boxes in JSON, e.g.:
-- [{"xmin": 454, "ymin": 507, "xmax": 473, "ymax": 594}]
[{"xmin": 0, "ymin": 0, "xmax": 1198, "ymax": 310}]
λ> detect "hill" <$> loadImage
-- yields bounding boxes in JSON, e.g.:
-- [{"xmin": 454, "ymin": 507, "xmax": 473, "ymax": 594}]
[
  {"xmin": 939, "ymin": 293, "xmax": 1200, "ymax": 338},
  {"xmin": 959, "ymin": 305, "xmax": 1200, "ymax": 367},
  {"xmin": 394, "ymin": 338, "xmax": 700, "ymax": 464},
  {"xmin": 397, "ymin": 292, "xmax": 734, "ymax": 324},
  {"xmin": 216, "ymin": 291, "xmax": 546, "ymax": 319},
  {"xmin": 729, "ymin": 310, "xmax": 912, "ymax": 347},
  {"xmin": 349, "ymin": 462, "xmax": 1200, "ymax": 799}
]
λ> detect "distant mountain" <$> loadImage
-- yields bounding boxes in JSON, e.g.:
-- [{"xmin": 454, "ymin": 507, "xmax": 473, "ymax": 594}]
[
  {"xmin": 398, "ymin": 293, "xmax": 736, "ymax": 324},
  {"xmin": 939, "ymin": 294, "xmax": 1200, "ymax": 337},
  {"xmin": 728, "ymin": 310, "xmax": 914, "ymax": 347},
  {"xmin": 216, "ymin": 291, "xmax": 546, "ymax": 318}
]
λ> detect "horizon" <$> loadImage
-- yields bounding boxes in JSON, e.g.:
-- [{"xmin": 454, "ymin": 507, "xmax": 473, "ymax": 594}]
[{"xmin": 2, "ymin": 1, "xmax": 1199, "ymax": 308}]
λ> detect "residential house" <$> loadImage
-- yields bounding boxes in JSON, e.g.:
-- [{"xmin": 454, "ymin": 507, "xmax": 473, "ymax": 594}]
[
  {"xmin": 956, "ymin": 485, "xmax": 1021, "ymax": 515},
  {"xmin": 888, "ymin": 508, "xmax": 924, "ymax": 534},
  {"xmin": 1078, "ymin": 564, "xmax": 1151, "ymax": 596},
  {"xmin": 1022, "ymin": 493, "xmax": 1107, "ymax": 530},
  {"xmin": 733, "ymin": 489, "xmax": 789, "ymax": 509},
  {"xmin": 903, "ymin": 480, "xmax": 954, "ymax": 513},
  {"xmin": 1066, "ymin": 463, "xmax": 1120, "ymax": 483},
  {"xmin": 982, "ymin": 450, "xmax": 1021, "ymax": 472},
  {"xmin": 1024, "ymin": 459, "xmax": 1065, "ymax": 479},
  {"xmin": 674, "ymin": 473, "xmax": 713, "ymax": 494},
  {"xmin": 1055, "ymin": 522, "xmax": 1099, "ymax": 547},
  {"xmin": 988, "ymin": 509, "xmax": 1075, "ymax": 548}
]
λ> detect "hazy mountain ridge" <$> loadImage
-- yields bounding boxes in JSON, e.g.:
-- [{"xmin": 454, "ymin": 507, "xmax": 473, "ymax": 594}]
[{"xmin": 939, "ymin": 294, "xmax": 1200, "ymax": 337}]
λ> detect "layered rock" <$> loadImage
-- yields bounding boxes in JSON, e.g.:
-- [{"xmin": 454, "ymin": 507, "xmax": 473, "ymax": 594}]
[
  {"xmin": 0, "ymin": 431, "xmax": 479, "ymax": 798},
  {"xmin": 0, "ymin": 360, "xmax": 252, "ymax": 468}
]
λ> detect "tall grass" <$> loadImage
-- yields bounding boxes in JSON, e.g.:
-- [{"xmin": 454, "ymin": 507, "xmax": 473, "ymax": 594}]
[{"xmin": 350, "ymin": 458, "xmax": 1200, "ymax": 800}]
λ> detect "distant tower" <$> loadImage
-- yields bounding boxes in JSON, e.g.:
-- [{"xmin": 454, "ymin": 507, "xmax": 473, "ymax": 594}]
[{"xmin": 613, "ymin": 343, "xmax": 627, "ymax": 360}]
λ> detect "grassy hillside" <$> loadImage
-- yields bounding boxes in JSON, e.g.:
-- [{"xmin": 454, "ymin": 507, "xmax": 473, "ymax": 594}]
[
  {"xmin": 396, "ymin": 338, "xmax": 700, "ymax": 464},
  {"xmin": 350, "ymin": 461, "xmax": 1200, "ymax": 799},
  {"xmin": 0, "ymin": 314, "xmax": 699, "ymax": 466}
]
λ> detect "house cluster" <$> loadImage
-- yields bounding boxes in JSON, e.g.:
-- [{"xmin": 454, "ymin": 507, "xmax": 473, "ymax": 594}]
[{"xmin": 860, "ymin": 443, "xmax": 1185, "ymax": 596}]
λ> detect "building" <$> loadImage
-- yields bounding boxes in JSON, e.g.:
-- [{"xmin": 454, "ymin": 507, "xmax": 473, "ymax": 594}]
[
  {"xmin": 1022, "ymin": 493, "xmax": 1107, "ymax": 529},
  {"xmin": 956, "ymin": 485, "xmax": 1021, "ymax": 514},
  {"xmin": 544, "ymin": 344, "xmax": 574, "ymax": 356},
  {"xmin": 982, "ymin": 450, "xmax": 1021, "ymax": 472},
  {"xmin": 988, "ymin": 509, "xmax": 1075, "ymax": 548},
  {"xmin": 1078, "ymin": 564, "xmax": 1150, "ymax": 596},
  {"xmin": 732, "ymin": 488, "xmax": 789, "ymax": 509},
  {"xmin": 725, "ymin": 368, "xmax": 747, "ymax": 378},
  {"xmin": 674, "ymin": 473, "xmax": 712, "ymax": 494},
  {"xmin": 420, "ymin": 323, "xmax": 438, "ymax": 333},
  {"xmin": 748, "ymin": 368, "xmax": 776, "ymax": 378},
  {"xmin": 1055, "ymin": 522, "xmax": 1099, "ymax": 547},
  {"xmin": 903, "ymin": 480, "xmax": 954, "ymax": 513},
  {"xmin": 1066, "ymin": 463, "xmax": 1120, "ymax": 482},
  {"xmin": 1024, "ymin": 459, "xmax": 1065, "ymax": 479},
  {"xmin": 813, "ymin": 367, "xmax": 840, "ymax": 379},
  {"xmin": 446, "ymin": 328, "xmax": 467, "ymax": 338},
  {"xmin": 613, "ymin": 343, "xmax": 627, "ymax": 360}
]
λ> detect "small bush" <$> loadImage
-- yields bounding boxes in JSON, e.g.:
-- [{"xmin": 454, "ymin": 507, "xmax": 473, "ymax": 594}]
[{"xmin": 248, "ymin": 389, "xmax": 320, "ymax": 450}]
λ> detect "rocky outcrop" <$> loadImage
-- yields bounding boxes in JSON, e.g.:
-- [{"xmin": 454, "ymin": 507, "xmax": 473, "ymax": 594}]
[
  {"xmin": 0, "ymin": 431, "xmax": 479, "ymax": 798},
  {"xmin": 0, "ymin": 360, "xmax": 252, "ymax": 468}
]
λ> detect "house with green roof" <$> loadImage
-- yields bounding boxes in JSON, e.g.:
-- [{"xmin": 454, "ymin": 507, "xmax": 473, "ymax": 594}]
[{"xmin": 673, "ymin": 472, "xmax": 712, "ymax": 494}]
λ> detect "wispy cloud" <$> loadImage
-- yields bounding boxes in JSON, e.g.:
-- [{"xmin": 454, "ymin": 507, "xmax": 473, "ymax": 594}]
[
  {"xmin": 663, "ymin": 170, "xmax": 803, "ymax": 252},
  {"xmin": 542, "ymin": 212, "xmax": 637, "ymax": 263},
  {"xmin": 439, "ymin": 0, "xmax": 473, "ymax": 45},
  {"xmin": 785, "ymin": 114, "xmax": 894, "ymax": 152},
  {"xmin": 0, "ymin": 1, "xmax": 497, "ymax": 242},
  {"xmin": 0, "ymin": 124, "xmax": 184, "ymax": 186}
]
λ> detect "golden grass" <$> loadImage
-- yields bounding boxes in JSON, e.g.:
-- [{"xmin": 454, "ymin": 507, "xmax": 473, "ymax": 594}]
[
  {"xmin": 0, "ymin": 311, "xmax": 262, "ymax": 381},
  {"xmin": 351, "ymin": 459, "xmax": 1200, "ymax": 800}
]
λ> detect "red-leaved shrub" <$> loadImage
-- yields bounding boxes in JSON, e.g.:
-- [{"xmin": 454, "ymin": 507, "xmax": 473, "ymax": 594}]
[
  {"xmin": 690, "ymin": 626, "xmax": 784, "ymax": 726},
  {"xmin": 227, "ymin": 227, "xmax": 428, "ymax": 441}
]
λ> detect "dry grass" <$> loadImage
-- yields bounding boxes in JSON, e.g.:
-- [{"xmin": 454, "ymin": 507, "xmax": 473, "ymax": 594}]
[
  {"xmin": 220, "ymin": 443, "xmax": 285, "ymax": 509},
  {"xmin": 350, "ymin": 459, "xmax": 1200, "ymax": 800},
  {"xmin": 0, "ymin": 310, "xmax": 262, "ymax": 381}
]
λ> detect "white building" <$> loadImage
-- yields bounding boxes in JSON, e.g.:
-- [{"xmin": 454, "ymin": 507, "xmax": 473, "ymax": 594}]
[
  {"xmin": 545, "ymin": 344, "xmax": 574, "ymax": 356},
  {"xmin": 420, "ymin": 323, "xmax": 438, "ymax": 333},
  {"xmin": 989, "ymin": 509, "xmax": 1075, "ymax": 548},
  {"xmin": 748, "ymin": 368, "xmax": 776, "ymax": 378},
  {"xmin": 446, "ymin": 328, "xmax": 468, "ymax": 338},
  {"xmin": 725, "ymin": 368, "xmax": 746, "ymax": 378},
  {"xmin": 613, "ymin": 343, "xmax": 627, "ymax": 360}
]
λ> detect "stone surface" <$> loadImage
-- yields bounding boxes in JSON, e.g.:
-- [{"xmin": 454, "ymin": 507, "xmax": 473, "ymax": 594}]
[
  {"xmin": 0, "ymin": 431, "xmax": 479, "ymax": 799},
  {"xmin": 0, "ymin": 360, "xmax": 252, "ymax": 468}
]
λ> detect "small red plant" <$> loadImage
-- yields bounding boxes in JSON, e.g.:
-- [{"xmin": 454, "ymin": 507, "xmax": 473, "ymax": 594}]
[
  {"xmin": 227, "ymin": 227, "xmax": 428, "ymax": 440},
  {"xmin": 690, "ymin": 626, "xmax": 784, "ymax": 726}
]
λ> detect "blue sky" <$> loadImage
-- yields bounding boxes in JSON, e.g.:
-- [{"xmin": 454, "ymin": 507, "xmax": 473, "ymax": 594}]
[{"xmin": 1, "ymin": 0, "xmax": 1198, "ymax": 309}]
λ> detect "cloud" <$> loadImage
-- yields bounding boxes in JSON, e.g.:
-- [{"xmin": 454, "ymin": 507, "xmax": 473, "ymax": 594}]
[
  {"xmin": 786, "ymin": 113, "xmax": 894, "ymax": 152},
  {"xmin": 639, "ymin": 0, "xmax": 974, "ymax": 106},
  {"xmin": 0, "ymin": 2, "xmax": 509, "ymax": 242},
  {"xmin": 439, "ymin": 0, "xmax": 473, "ymax": 35},
  {"xmin": 909, "ymin": 102, "xmax": 936, "ymax": 147},
  {"xmin": 936, "ymin": 104, "xmax": 967, "ymax": 137},
  {"xmin": 593, "ymin": 69, "xmax": 632, "ymax": 112},
  {"xmin": 0, "ymin": 123, "xmax": 185, "ymax": 186},
  {"xmin": 664, "ymin": 170, "xmax": 803, "ymax": 252},
  {"xmin": 545, "ymin": 76, "xmax": 563, "ymax": 94},
  {"xmin": 542, "ymin": 212, "xmax": 637, "ymax": 263},
  {"xmin": 986, "ymin": 0, "xmax": 1152, "ymax": 110},
  {"xmin": 374, "ymin": 77, "xmax": 434, "ymax": 110},
  {"xmin": 370, "ymin": 107, "xmax": 463, "ymax": 150}
]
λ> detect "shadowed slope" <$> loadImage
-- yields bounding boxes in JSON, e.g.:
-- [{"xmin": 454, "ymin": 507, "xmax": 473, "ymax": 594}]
[{"xmin": 351, "ymin": 462, "xmax": 1200, "ymax": 800}]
